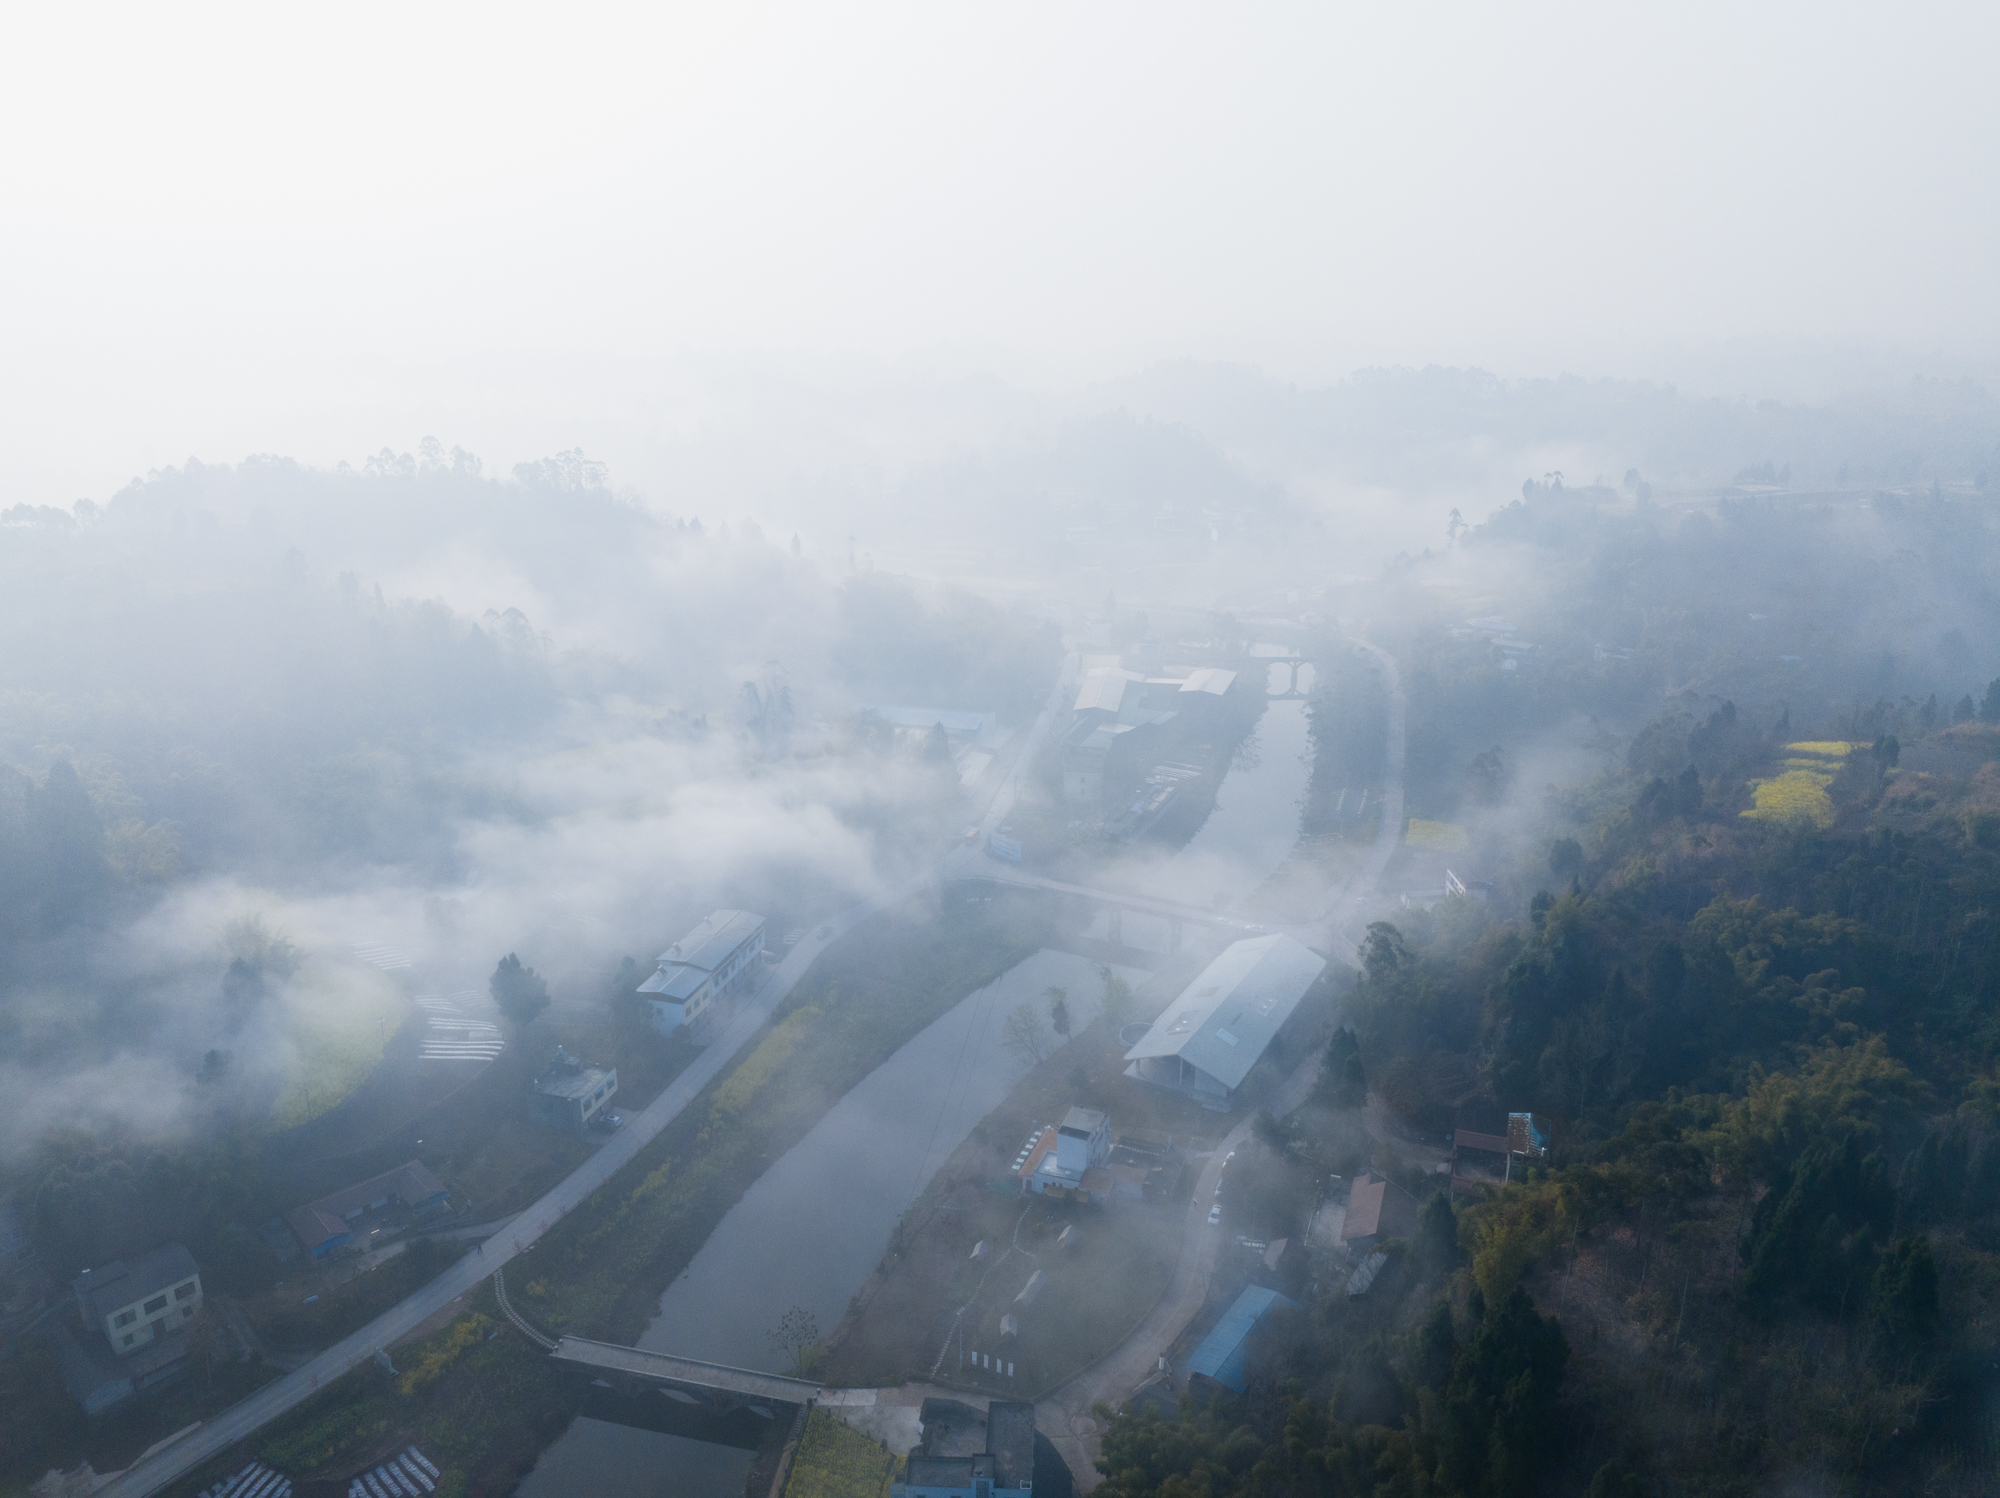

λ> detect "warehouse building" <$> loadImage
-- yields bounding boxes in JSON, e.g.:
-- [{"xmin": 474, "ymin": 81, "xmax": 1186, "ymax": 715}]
[
  {"xmin": 1185, "ymin": 1284, "xmax": 1301, "ymax": 1393},
  {"xmin": 1122, "ymin": 934, "xmax": 1327, "ymax": 1109},
  {"xmin": 287, "ymin": 1160, "xmax": 450, "ymax": 1260}
]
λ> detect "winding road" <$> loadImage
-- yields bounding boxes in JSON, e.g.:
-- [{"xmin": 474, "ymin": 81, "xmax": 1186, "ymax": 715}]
[
  {"xmin": 1033, "ymin": 1045, "xmax": 1325, "ymax": 1487},
  {"xmin": 98, "ymin": 660, "xmax": 1079, "ymax": 1498},
  {"xmin": 1031, "ymin": 632, "xmax": 1406, "ymax": 1487},
  {"xmin": 99, "ymin": 628, "xmax": 1395, "ymax": 1498}
]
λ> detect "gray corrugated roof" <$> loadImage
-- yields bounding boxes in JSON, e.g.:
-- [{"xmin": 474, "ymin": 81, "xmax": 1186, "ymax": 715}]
[
  {"xmin": 1060, "ymin": 1106, "xmax": 1108, "ymax": 1136},
  {"xmin": 985, "ymin": 1402, "xmax": 1037, "ymax": 1487},
  {"xmin": 1122, "ymin": 934, "xmax": 1326, "ymax": 1090},
  {"xmin": 534, "ymin": 1062, "xmax": 614, "ymax": 1102},
  {"xmin": 301, "ymin": 1160, "xmax": 447, "ymax": 1222},
  {"xmin": 1074, "ymin": 667, "xmax": 1141, "ymax": 715},
  {"xmin": 74, "ymin": 1243, "xmax": 199, "ymax": 1323},
  {"xmin": 637, "ymin": 965, "xmax": 706, "ymax": 1002},
  {"xmin": 1178, "ymin": 667, "xmax": 1237, "ymax": 696},
  {"xmin": 655, "ymin": 909, "xmax": 764, "ymax": 973}
]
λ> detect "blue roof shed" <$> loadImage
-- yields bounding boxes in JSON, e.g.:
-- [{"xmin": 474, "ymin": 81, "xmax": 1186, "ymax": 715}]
[{"xmin": 1185, "ymin": 1284, "xmax": 1300, "ymax": 1392}]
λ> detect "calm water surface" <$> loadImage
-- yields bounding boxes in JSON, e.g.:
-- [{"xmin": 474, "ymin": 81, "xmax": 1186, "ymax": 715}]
[
  {"xmin": 516, "ymin": 947, "xmax": 1143, "ymax": 1498},
  {"xmin": 1144, "ymin": 696, "xmax": 1311, "ymax": 911}
]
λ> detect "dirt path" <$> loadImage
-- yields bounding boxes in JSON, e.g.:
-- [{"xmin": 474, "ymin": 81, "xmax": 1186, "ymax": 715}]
[{"xmin": 1033, "ymin": 1050, "xmax": 1323, "ymax": 1489}]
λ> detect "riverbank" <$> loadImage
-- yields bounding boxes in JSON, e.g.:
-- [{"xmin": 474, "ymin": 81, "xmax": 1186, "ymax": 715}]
[
  {"xmin": 146, "ymin": 886, "xmax": 1068, "ymax": 1498},
  {"xmin": 817, "ymin": 956, "xmax": 1339, "ymax": 1396},
  {"xmin": 161, "ymin": 1279, "xmax": 587, "ymax": 1498},
  {"xmin": 507, "ymin": 883, "xmax": 1068, "ymax": 1346}
]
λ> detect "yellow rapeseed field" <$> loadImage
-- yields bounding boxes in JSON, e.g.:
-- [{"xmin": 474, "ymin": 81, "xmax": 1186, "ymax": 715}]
[
  {"xmin": 1742, "ymin": 770, "xmax": 1836, "ymax": 827},
  {"xmin": 1406, "ymin": 819, "xmax": 1470, "ymax": 852},
  {"xmin": 1739, "ymin": 741, "xmax": 1859, "ymax": 828}
]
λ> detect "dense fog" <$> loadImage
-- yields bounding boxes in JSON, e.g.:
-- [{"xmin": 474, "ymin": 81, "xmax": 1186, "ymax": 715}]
[{"xmin": 7, "ymin": 8, "xmax": 2000, "ymax": 1498}]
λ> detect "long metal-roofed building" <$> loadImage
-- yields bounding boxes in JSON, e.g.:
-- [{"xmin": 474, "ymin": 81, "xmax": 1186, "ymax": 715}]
[
  {"xmin": 286, "ymin": 1160, "xmax": 450, "ymax": 1261},
  {"xmin": 1122, "ymin": 934, "xmax": 1327, "ymax": 1109},
  {"xmin": 639, "ymin": 909, "xmax": 765, "ymax": 1037},
  {"xmin": 1185, "ymin": 1284, "xmax": 1301, "ymax": 1393}
]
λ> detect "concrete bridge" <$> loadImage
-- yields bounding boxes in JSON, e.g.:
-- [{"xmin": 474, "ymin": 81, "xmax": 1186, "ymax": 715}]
[
  {"xmin": 548, "ymin": 1336, "xmax": 823, "ymax": 1419},
  {"xmin": 1255, "ymin": 653, "xmax": 1321, "ymax": 700},
  {"xmin": 958, "ymin": 869, "xmax": 1355, "ymax": 966},
  {"xmin": 958, "ymin": 869, "xmax": 1269, "ymax": 955}
]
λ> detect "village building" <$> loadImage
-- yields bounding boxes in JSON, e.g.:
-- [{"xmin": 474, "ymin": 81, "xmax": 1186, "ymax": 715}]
[
  {"xmin": 286, "ymin": 1160, "xmax": 450, "ymax": 1261},
  {"xmin": 55, "ymin": 1244, "xmax": 206, "ymax": 1415},
  {"xmin": 1122, "ymin": 934, "xmax": 1328, "ymax": 1109},
  {"xmin": 866, "ymin": 706, "xmax": 999, "ymax": 746},
  {"xmin": 893, "ymin": 1398, "xmax": 1037, "ymax": 1498},
  {"xmin": 73, "ymin": 1244, "xmax": 203, "ymax": 1357},
  {"xmin": 528, "ymin": 1046, "xmax": 619, "ymax": 1135},
  {"xmin": 1185, "ymin": 1284, "xmax": 1300, "ymax": 1394},
  {"xmin": 1450, "ymin": 1108, "xmax": 1551, "ymax": 1191},
  {"xmin": 1015, "ymin": 1107, "xmax": 1146, "ymax": 1204},
  {"xmin": 1022, "ymin": 1106, "xmax": 1109, "ymax": 1195},
  {"xmin": 1062, "ymin": 664, "xmax": 1237, "ymax": 810},
  {"xmin": 1338, "ymin": 1170, "xmax": 1421, "ymax": 1256},
  {"xmin": 639, "ymin": 909, "xmax": 766, "ymax": 1037}
]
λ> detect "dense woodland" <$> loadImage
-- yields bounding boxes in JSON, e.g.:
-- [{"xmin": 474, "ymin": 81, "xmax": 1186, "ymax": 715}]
[
  {"xmin": 0, "ymin": 453, "xmax": 1061, "ymax": 1484},
  {"xmin": 1101, "ymin": 488, "xmax": 2000, "ymax": 1495},
  {"xmin": 6, "ymin": 387, "xmax": 2000, "ymax": 1494}
]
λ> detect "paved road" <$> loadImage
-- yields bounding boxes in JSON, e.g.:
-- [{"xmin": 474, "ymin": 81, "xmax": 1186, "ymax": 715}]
[
  {"xmin": 1034, "ymin": 1048, "xmax": 1324, "ymax": 1488},
  {"xmin": 1032, "ymin": 635, "xmax": 1406, "ymax": 1488},
  {"xmin": 101, "ymin": 659, "xmax": 1079, "ymax": 1498}
]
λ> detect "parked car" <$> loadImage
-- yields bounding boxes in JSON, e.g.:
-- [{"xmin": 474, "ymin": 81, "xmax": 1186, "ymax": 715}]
[
  {"xmin": 1208, "ymin": 1205, "xmax": 1222, "ymax": 1225},
  {"xmin": 594, "ymin": 1112, "xmax": 623, "ymax": 1132}
]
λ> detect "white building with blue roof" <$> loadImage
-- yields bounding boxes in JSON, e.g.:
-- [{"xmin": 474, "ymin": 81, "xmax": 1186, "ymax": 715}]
[{"xmin": 640, "ymin": 909, "xmax": 766, "ymax": 1037}]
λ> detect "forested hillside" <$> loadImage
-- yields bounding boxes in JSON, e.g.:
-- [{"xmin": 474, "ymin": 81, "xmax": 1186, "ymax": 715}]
[{"xmin": 1099, "ymin": 487, "xmax": 2000, "ymax": 1496}]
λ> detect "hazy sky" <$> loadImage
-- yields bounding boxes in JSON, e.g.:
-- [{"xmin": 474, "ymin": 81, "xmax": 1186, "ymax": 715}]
[{"xmin": 4, "ymin": 2, "xmax": 1997, "ymax": 500}]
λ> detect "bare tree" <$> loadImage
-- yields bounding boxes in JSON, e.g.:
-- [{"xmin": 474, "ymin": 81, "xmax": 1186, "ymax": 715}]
[
  {"xmin": 1001, "ymin": 1002, "xmax": 1051, "ymax": 1067},
  {"xmin": 768, "ymin": 1304, "xmax": 821, "ymax": 1374},
  {"xmin": 1044, "ymin": 986, "xmax": 1072, "ymax": 1040}
]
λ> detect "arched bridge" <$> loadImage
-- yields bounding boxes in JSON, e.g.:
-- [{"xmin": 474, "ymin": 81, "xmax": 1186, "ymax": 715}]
[{"xmin": 1257, "ymin": 654, "xmax": 1320, "ymax": 700}]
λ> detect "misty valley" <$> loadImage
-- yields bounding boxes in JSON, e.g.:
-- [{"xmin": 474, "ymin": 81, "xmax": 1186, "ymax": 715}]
[{"xmin": 1, "ymin": 372, "xmax": 1998, "ymax": 1498}]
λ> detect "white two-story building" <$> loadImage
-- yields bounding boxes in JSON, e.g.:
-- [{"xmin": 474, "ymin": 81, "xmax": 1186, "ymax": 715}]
[{"xmin": 639, "ymin": 909, "xmax": 766, "ymax": 1037}]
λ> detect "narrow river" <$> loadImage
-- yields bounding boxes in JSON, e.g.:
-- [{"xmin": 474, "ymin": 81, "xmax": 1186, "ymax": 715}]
[
  {"xmin": 519, "ymin": 689, "xmax": 1313, "ymax": 1497},
  {"xmin": 1145, "ymin": 695, "xmax": 1311, "ymax": 911},
  {"xmin": 517, "ymin": 948, "xmax": 1146, "ymax": 1498}
]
